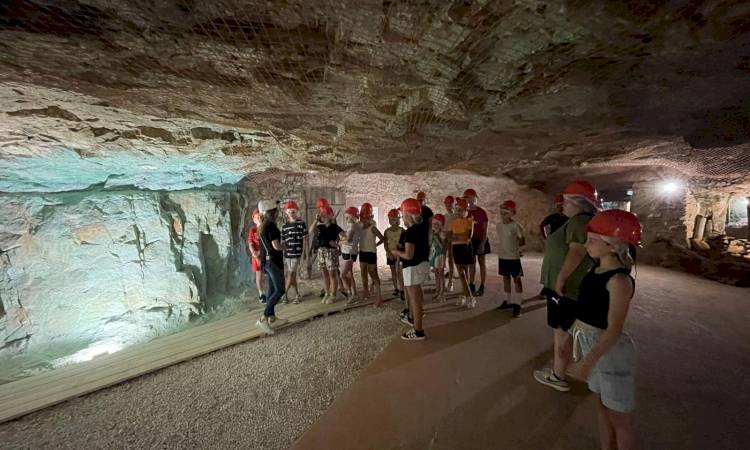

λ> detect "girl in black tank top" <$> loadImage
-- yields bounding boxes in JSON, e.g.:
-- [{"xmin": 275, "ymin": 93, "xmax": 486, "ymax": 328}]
[{"xmin": 565, "ymin": 209, "xmax": 642, "ymax": 449}]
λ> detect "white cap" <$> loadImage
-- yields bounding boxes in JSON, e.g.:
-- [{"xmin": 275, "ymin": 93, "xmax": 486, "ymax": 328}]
[{"xmin": 258, "ymin": 199, "xmax": 277, "ymax": 214}]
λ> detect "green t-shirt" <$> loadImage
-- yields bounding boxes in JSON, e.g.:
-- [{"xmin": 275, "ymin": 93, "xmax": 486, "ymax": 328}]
[{"xmin": 540, "ymin": 213, "xmax": 594, "ymax": 300}]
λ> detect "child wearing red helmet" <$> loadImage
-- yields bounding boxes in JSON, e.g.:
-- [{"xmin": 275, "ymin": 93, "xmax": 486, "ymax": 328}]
[
  {"xmin": 246, "ymin": 208, "xmax": 266, "ymax": 304},
  {"xmin": 567, "ymin": 209, "xmax": 641, "ymax": 449},
  {"xmin": 443, "ymin": 195, "xmax": 457, "ymax": 292},
  {"xmin": 430, "ymin": 214, "xmax": 447, "ymax": 302},
  {"xmin": 280, "ymin": 200, "xmax": 308, "ymax": 304},
  {"xmin": 536, "ymin": 180, "xmax": 598, "ymax": 393},
  {"xmin": 392, "ymin": 198, "xmax": 430, "ymax": 341},
  {"xmin": 464, "ymin": 188, "xmax": 490, "ymax": 297},
  {"xmin": 449, "ymin": 197, "xmax": 476, "ymax": 308},
  {"xmin": 358, "ymin": 202, "xmax": 386, "ymax": 305},
  {"xmin": 495, "ymin": 200, "xmax": 525, "ymax": 317},
  {"xmin": 314, "ymin": 205, "xmax": 346, "ymax": 304},
  {"xmin": 384, "ymin": 208, "xmax": 405, "ymax": 299},
  {"xmin": 341, "ymin": 206, "xmax": 363, "ymax": 303}
]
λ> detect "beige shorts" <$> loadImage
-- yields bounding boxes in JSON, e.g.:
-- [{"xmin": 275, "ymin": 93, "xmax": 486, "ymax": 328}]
[
  {"xmin": 284, "ymin": 257, "xmax": 300, "ymax": 273},
  {"xmin": 403, "ymin": 261, "xmax": 430, "ymax": 287},
  {"xmin": 317, "ymin": 248, "xmax": 340, "ymax": 271}
]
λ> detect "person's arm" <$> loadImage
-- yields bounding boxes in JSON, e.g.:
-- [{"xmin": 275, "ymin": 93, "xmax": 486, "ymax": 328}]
[
  {"xmin": 554, "ymin": 243, "xmax": 588, "ymax": 295},
  {"xmin": 394, "ymin": 242, "xmax": 415, "ymax": 261},
  {"xmin": 568, "ymin": 275, "xmax": 634, "ymax": 380},
  {"xmin": 539, "ymin": 215, "xmax": 550, "ymax": 241},
  {"xmin": 308, "ymin": 223, "xmax": 318, "ymax": 254},
  {"xmin": 373, "ymin": 226, "xmax": 385, "ymax": 247},
  {"xmin": 269, "ymin": 226, "xmax": 285, "ymax": 251},
  {"xmin": 383, "ymin": 232, "xmax": 393, "ymax": 258},
  {"xmin": 479, "ymin": 220, "xmax": 488, "ymax": 246},
  {"xmin": 517, "ymin": 223, "xmax": 526, "ymax": 248},
  {"xmin": 346, "ymin": 226, "xmax": 355, "ymax": 243}
]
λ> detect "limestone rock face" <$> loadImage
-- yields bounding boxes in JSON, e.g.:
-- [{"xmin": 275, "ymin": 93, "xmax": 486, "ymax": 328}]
[
  {"xmin": 1, "ymin": 0, "xmax": 749, "ymax": 187},
  {"xmin": 0, "ymin": 189, "xmax": 255, "ymax": 380}
]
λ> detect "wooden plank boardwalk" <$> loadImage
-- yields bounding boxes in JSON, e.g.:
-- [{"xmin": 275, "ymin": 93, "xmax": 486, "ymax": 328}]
[{"xmin": 0, "ymin": 296, "xmax": 374, "ymax": 424}]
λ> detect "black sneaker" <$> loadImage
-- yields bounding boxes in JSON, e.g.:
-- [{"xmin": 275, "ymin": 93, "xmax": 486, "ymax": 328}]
[
  {"xmin": 319, "ymin": 290, "xmax": 325, "ymax": 298},
  {"xmin": 259, "ymin": 295, "xmax": 267, "ymax": 304},
  {"xmin": 513, "ymin": 304, "xmax": 522, "ymax": 318},
  {"xmin": 469, "ymin": 283, "xmax": 476, "ymax": 296},
  {"xmin": 393, "ymin": 289, "xmax": 400, "ymax": 297},
  {"xmin": 497, "ymin": 301, "xmax": 509, "ymax": 310},
  {"xmin": 401, "ymin": 328, "xmax": 426, "ymax": 341},
  {"xmin": 476, "ymin": 285, "xmax": 485, "ymax": 296}
]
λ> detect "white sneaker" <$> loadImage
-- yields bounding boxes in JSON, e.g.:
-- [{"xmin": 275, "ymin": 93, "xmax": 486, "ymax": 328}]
[
  {"xmin": 469, "ymin": 297, "xmax": 477, "ymax": 309},
  {"xmin": 256, "ymin": 317, "xmax": 274, "ymax": 335},
  {"xmin": 457, "ymin": 296, "xmax": 467, "ymax": 307},
  {"xmin": 321, "ymin": 294, "xmax": 330, "ymax": 304}
]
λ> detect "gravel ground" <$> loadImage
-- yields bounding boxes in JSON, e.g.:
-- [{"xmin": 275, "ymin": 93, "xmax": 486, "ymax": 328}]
[{"xmin": 0, "ymin": 302, "xmax": 405, "ymax": 450}]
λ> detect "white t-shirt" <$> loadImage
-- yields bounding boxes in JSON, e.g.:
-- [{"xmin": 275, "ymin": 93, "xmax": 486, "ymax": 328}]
[
  {"xmin": 496, "ymin": 221, "xmax": 525, "ymax": 259},
  {"xmin": 341, "ymin": 222, "xmax": 363, "ymax": 254}
]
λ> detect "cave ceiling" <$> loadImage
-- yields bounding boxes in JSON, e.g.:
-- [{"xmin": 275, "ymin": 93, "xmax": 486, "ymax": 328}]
[{"xmin": 1, "ymin": 0, "xmax": 750, "ymax": 191}]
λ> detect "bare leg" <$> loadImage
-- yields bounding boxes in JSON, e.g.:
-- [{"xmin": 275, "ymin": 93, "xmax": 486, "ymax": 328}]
[
  {"xmin": 609, "ymin": 407, "xmax": 640, "ymax": 450},
  {"xmin": 469, "ymin": 261, "xmax": 476, "ymax": 286},
  {"xmin": 360, "ymin": 262, "xmax": 370, "ymax": 298},
  {"xmin": 331, "ymin": 267, "xmax": 340, "ymax": 297},
  {"xmin": 255, "ymin": 271, "xmax": 264, "ymax": 296},
  {"xmin": 407, "ymin": 285, "xmax": 424, "ymax": 332},
  {"xmin": 369, "ymin": 265, "xmax": 384, "ymax": 305},
  {"xmin": 446, "ymin": 245, "xmax": 454, "ymax": 290},
  {"xmin": 597, "ymin": 398, "xmax": 617, "ymax": 450},
  {"xmin": 553, "ymin": 329, "xmax": 573, "ymax": 379},
  {"xmin": 457, "ymin": 265, "xmax": 470, "ymax": 298},
  {"xmin": 390, "ymin": 264, "xmax": 399, "ymax": 291},
  {"xmin": 513, "ymin": 277, "xmax": 523, "ymax": 298},
  {"xmin": 434, "ymin": 260, "xmax": 445, "ymax": 300},
  {"xmin": 503, "ymin": 276, "xmax": 511, "ymax": 294},
  {"xmin": 478, "ymin": 254, "xmax": 487, "ymax": 286}
]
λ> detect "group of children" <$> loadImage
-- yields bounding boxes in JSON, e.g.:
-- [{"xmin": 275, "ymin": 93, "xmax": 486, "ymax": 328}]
[{"xmin": 248, "ymin": 181, "xmax": 643, "ymax": 447}]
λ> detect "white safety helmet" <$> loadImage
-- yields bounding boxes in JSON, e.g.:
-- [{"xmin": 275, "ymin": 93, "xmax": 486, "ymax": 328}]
[{"xmin": 258, "ymin": 199, "xmax": 278, "ymax": 214}]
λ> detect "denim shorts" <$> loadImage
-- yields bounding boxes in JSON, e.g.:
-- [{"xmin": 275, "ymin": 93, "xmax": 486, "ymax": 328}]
[{"xmin": 576, "ymin": 326, "xmax": 637, "ymax": 413}]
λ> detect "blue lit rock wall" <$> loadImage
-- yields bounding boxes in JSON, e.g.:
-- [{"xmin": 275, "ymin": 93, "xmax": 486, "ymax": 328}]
[{"xmin": 0, "ymin": 188, "xmax": 256, "ymax": 380}]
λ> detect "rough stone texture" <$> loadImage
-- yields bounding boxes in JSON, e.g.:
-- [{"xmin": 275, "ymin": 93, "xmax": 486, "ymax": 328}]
[
  {"xmin": 630, "ymin": 181, "xmax": 689, "ymax": 247},
  {"xmin": 1, "ymin": 1, "xmax": 750, "ymax": 189},
  {"xmin": 0, "ymin": 189, "xmax": 256, "ymax": 382}
]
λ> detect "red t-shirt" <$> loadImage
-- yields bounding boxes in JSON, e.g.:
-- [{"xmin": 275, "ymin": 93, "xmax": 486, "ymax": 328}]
[
  {"xmin": 247, "ymin": 226, "xmax": 260, "ymax": 252},
  {"xmin": 468, "ymin": 207, "xmax": 488, "ymax": 240}
]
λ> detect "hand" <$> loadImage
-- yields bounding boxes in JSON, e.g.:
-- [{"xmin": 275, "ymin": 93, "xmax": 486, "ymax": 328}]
[
  {"xmin": 554, "ymin": 279, "xmax": 565, "ymax": 297},
  {"xmin": 567, "ymin": 360, "xmax": 593, "ymax": 381}
]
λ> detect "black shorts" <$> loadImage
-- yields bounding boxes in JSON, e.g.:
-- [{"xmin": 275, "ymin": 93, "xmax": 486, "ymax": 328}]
[
  {"xmin": 498, "ymin": 258, "xmax": 523, "ymax": 277},
  {"xmin": 452, "ymin": 244, "xmax": 475, "ymax": 266},
  {"xmin": 342, "ymin": 253, "xmax": 358, "ymax": 262},
  {"xmin": 387, "ymin": 257, "xmax": 396, "ymax": 266},
  {"xmin": 545, "ymin": 290, "xmax": 577, "ymax": 331},
  {"xmin": 471, "ymin": 238, "xmax": 491, "ymax": 256},
  {"xmin": 359, "ymin": 251, "xmax": 377, "ymax": 265}
]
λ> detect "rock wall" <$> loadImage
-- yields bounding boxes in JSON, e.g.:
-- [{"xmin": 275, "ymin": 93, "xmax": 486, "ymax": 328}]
[
  {"xmin": 631, "ymin": 181, "xmax": 689, "ymax": 249},
  {"xmin": 340, "ymin": 172, "xmax": 552, "ymax": 262},
  {"xmin": 0, "ymin": 188, "xmax": 255, "ymax": 380}
]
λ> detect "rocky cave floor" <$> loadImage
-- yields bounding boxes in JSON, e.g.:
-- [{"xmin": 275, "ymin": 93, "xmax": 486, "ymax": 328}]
[{"xmin": 0, "ymin": 290, "xmax": 405, "ymax": 450}]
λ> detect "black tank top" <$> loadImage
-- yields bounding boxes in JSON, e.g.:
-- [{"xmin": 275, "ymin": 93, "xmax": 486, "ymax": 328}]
[{"xmin": 576, "ymin": 267, "xmax": 635, "ymax": 329}]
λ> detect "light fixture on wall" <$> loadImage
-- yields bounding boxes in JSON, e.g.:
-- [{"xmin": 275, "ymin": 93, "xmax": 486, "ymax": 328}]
[{"xmin": 659, "ymin": 179, "xmax": 683, "ymax": 195}]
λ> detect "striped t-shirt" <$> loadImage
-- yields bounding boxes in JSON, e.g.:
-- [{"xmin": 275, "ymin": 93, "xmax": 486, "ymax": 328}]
[{"xmin": 281, "ymin": 220, "xmax": 308, "ymax": 258}]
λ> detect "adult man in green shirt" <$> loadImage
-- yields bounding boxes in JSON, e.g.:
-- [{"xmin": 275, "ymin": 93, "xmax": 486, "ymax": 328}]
[{"xmin": 534, "ymin": 181, "xmax": 599, "ymax": 392}]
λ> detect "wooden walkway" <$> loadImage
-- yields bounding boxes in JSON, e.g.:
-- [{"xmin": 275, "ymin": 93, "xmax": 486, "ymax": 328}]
[{"xmin": 0, "ymin": 296, "xmax": 373, "ymax": 424}]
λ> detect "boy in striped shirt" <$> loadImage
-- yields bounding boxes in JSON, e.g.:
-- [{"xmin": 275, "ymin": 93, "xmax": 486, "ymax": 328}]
[{"xmin": 281, "ymin": 201, "xmax": 308, "ymax": 304}]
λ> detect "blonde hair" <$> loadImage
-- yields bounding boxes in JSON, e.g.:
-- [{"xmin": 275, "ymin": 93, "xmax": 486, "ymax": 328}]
[{"xmin": 602, "ymin": 235, "xmax": 635, "ymax": 270}]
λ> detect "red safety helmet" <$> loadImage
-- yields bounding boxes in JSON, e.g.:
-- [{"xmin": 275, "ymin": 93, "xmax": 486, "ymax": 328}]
[
  {"xmin": 587, "ymin": 210, "xmax": 642, "ymax": 246},
  {"xmin": 416, "ymin": 191, "xmax": 427, "ymax": 201},
  {"xmin": 360, "ymin": 202, "xmax": 373, "ymax": 218},
  {"xmin": 344, "ymin": 206, "xmax": 359, "ymax": 217},
  {"xmin": 501, "ymin": 200, "xmax": 517, "ymax": 213},
  {"xmin": 444, "ymin": 195, "xmax": 455, "ymax": 206},
  {"xmin": 283, "ymin": 200, "xmax": 299, "ymax": 211},
  {"xmin": 554, "ymin": 194, "xmax": 564, "ymax": 205},
  {"xmin": 387, "ymin": 208, "xmax": 400, "ymax": 219},
  {"xmin": 463, "ymin": 188, "xmax": 478, "ymax": 198},
  {"xmin": 432, "ymin": 214, "xmax": 445, "ymax": 226},
  {"xmin": 455, "ymin": 197, "xmax": 468, "ymax": 210},
  {"xmin": 316, "ymin": 198, "xmax": 330, "ymax": 209},
  {"xmin": 319, "ymin": 205, "xmax": 334, "ymax": 217},
  {"xmin": 400, "ymin": 198, "xmax": 422, "ymax": 216},
  {"xmin": 562, "ymin": 180, "xmax": 598, "ymax": 205}
]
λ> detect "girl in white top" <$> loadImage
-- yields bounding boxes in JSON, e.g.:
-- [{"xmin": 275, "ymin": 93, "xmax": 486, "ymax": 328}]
[{"xmin": 341, "ymin": 207, "xmax": 363, "ymax": 303}]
